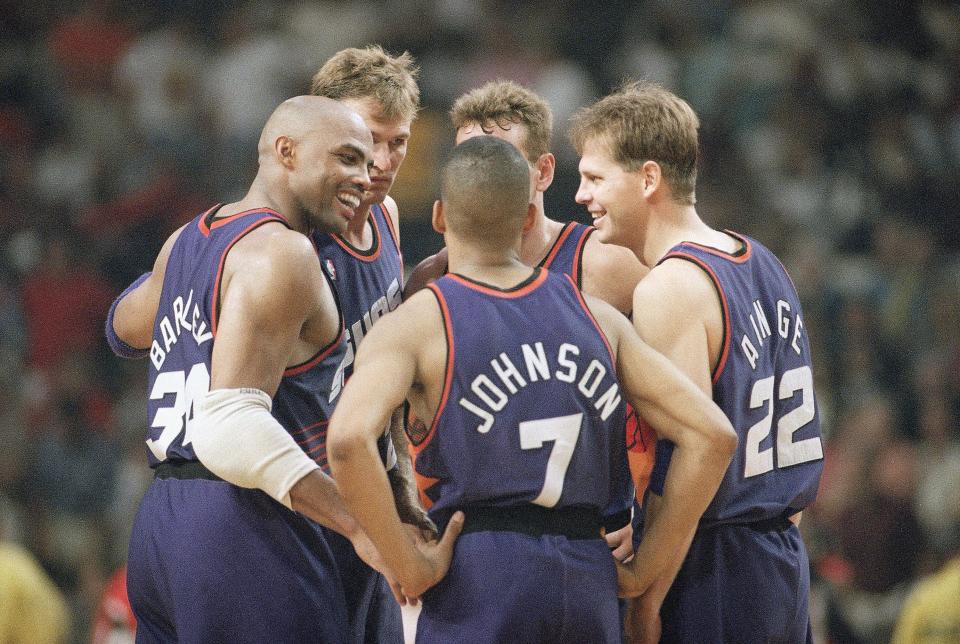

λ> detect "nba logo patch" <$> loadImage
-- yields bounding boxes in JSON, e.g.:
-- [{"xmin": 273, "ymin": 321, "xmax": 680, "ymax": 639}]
[{"xmin": 325, "ymin": 259, "xmax": 337, "ymax": 281}]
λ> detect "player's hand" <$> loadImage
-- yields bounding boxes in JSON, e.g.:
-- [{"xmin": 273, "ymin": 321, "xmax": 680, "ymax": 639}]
[
  {"xmin": 400, "ymin": 511, "xmax": 465, "ymax": 599},
  {"xmin": 605, "ymin": 522, "xmax": 634, "ymax": 564},
  {"xmin": 623, "ymin": 594, "xmax": 662, "ymax": 644}
]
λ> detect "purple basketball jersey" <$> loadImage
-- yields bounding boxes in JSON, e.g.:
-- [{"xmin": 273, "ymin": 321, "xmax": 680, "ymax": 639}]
[
  {"xmin": 412, "ymin": 268, "xmax": 628, "ymax": 527},
  {"xmin": 539, "ymin": 221, "xmax": 593, "ymax": 288},
  {"xmin": 651, "ymin": 232, "xmax": 823, "ymax": 525},
  {"xmin": 146, "ymin": 205, "xmax": 346, "ymax": 470}
]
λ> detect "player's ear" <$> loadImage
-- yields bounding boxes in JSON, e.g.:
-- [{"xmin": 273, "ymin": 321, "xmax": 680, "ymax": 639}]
[
  {"xmin": 533, "ymin": 153, "xmax": 555, "ymax": 193},
  {"xmin": 275, "ymin": 136, "xmax": 295, "ymax": 169},
  {"xmin": 641, "ymin": 160, "xmax": 661, "ymax": 198},
  {"xmin": 432, "ymin": 200, "xmax": 446, "ymax": 234},
  {"xmin": 521, "ymin": 202, "xmax": 537, "ymax": 234}
]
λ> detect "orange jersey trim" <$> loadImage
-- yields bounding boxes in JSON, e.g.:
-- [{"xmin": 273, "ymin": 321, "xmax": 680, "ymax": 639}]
[
  {"xmin": 444, "ymin": 268, "xmax": 548, "ymax": 299},
  {"xmin": 198, "ymin": 206, "xmax": 289, "ymax": 237},
  {"xmin": 283, "ymin": 326, "xmax": 345, "ymax": 377},
  {"xmin": 328, "ymin": 205, "xmax": 385, "ymax": 262},
  {"xmin": 677, "ymin": 230, "xmax": 753, "ymax": 264},
  {"xmin": 565, "ymin": 274, "xmax": 616, "ymax": 365}
]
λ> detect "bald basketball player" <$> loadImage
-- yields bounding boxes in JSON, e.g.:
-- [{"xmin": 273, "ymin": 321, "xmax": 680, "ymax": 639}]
[{"xmin": 107, "ymin": 96, "xmax": 408, "ymax": 643}]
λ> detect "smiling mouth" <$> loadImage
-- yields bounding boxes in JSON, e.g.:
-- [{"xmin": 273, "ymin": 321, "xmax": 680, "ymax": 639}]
[{"xmin": 337, "ymin": 191, "xmax": 361, "ymax": 210}]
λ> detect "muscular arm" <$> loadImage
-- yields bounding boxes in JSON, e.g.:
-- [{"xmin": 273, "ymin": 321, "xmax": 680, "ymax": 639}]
[
  {"xmin": 585, "ymin": 292, "xmax": 736, "ymax": 598},
  {"xmin": 378, "ymin": 196, "xmax": 437, "ymax": 534},
  {"xmin": 624, "ymin": 259, "xmax": 732, "ymax": 632},
  {"xmin": 192, "ymin": 226, "xmax": 360, "ymax": 539},
  {"xmin": 580, "ymin": 235, "xmax": 648, "ymax": 316},
  {"xmin": 328, "ymin": 291, "xmax": 462, "ymax": 597}
]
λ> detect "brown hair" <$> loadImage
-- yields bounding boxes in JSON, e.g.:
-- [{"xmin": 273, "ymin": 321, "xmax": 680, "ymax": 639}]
[
  {"xmin": 311, "ymin": 45, "xmax": 420, "ymax": 122},
  {"xmin": 570, "ymin": 80, "xmax": 699, "ymax": 204},
  {"xmin": 450, "ymin": 80, "xmax": 552, "ymax": 163}
]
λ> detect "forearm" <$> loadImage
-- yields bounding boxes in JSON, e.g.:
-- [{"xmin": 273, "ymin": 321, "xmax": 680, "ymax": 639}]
[
  {"xmin": 287, "ymin": 469, "xmax": 360, "ymax": 537},
  {"xmin": 625, "ymin": 440, "xmax": 729, "ymax": 593},
  {"xmin": 331, "ymin": 435, "xmax": 431, "ymax": 592},
  {"xmin": 623, "ymin": 495, "xmax": 693, "ymax": 602},
  {"xmin": 386, "ymin": 407, "xmax": 431, "ymax": 527}
]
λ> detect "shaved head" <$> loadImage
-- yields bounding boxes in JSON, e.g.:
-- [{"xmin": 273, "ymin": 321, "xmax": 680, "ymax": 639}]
[
  {"xmin": 258, "ymin": 95, "xmax": 371, "ymax": 163},
  {"xmin": 253, "ymin": 95, "xmax": 373, "ymax": 235},
  {"xmin": 440, "ymin": 136, "xmax": 531, "ymax": 246}
]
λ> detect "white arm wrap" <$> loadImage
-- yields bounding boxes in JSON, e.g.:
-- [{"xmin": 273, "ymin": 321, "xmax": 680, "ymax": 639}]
[{"xmin": 192, "ymin": 388, "xmax": 319, "ymax": 509}]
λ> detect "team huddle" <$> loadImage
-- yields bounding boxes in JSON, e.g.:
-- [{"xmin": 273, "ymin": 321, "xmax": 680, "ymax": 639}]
[{"xmin": 106, "ymin": 45, "xmax": 824, "ymax": 644}]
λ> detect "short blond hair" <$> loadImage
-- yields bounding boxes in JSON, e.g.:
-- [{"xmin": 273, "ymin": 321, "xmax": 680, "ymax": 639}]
[
  {"xmin": 570, "ymin": 81, "xmax": 700, "ymax": 204},
  {"xmin": 311, "ymin": 45, "xmax": 420, "ymax": 122},
  {"xmin": 450, "ymin": 80, "xmax": 552, "ymax": 163}
]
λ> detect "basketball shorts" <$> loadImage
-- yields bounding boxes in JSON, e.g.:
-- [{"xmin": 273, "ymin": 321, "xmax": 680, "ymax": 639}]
[
  {"xmin": 416, "ymin": 530, "xmax": 619, "ymax": 643},
  {"xmin": 127, "ymin": 471, "xmax": 349, "ymax": 643},
  {"xmin": 659, "ymin": 520, "xmax": 813, "ymax": 644}
]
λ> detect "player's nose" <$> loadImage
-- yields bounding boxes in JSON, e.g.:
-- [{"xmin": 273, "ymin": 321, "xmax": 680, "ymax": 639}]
[
  {"xmin": 373, "ymin": 143, "xmax": 391, "ymax": 172},
  {"xmin": 575, "ymin": 178, "xmax": 591, "ymax": 204}
]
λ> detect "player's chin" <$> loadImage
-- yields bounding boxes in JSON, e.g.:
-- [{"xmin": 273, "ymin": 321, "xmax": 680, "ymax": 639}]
[
  {"xmin": 590, "ymin": 215, "xmax": 614, "ymax": 242},
  {"xmin": 364, "ymin": 181, "xmax": 392, "ymax": 205}
]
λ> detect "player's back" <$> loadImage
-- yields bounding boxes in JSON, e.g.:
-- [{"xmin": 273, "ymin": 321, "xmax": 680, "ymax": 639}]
[
  {"xmin": 654, "ymin": 231, "xmax": 823, "ymax": 644},
  {"xmin": 659, "ymin": 231, "xmax": 823, "ymax": 525},
  {"xmin": 411, "ymin": 267, "xmax": 626, "ymax": 644},
  {"xmin": 412, "ymin": 267, "xmax": 627, "ymax": 527},
  {"xmin": 146, "ymin": 206, "xmax": 289, "ymax": 465}
]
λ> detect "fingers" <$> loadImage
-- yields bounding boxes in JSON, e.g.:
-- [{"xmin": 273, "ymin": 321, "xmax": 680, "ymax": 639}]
[
  {"xmin": 439, "ymin": 511, "xmax": 465, "ymax": 547},
  {"xmin": 612, "ymin": 542, "xmax": 634, "ymax": 563}
]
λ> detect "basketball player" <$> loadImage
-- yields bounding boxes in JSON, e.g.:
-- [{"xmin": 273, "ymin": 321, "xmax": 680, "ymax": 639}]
[
  {"xmin": 571, "ymin": 81, "xmax": 825, "ymax": 643},
  {"xmin": 310, "ymin": 45, "xmax": 424, "ymax": 643},
  {"xmin": 403, "ymin": 80, "xmax": 651, "ymax": 561},
  {"xmin": 328, "ymin": 136, "xmax": 736, "ymax": 643},
  {"xmin": 105, "ymin": 96, "xmax": 404, "ymax": 642}
]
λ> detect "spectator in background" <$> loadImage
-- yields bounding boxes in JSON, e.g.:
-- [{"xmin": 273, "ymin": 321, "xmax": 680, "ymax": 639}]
[
  {"xmin": 0, "ymin": 541, "xmax": 71, "ymax": 644},
  {"xmin": 892, "ymin": 526, "xmax": 960, "ymax": 644}
]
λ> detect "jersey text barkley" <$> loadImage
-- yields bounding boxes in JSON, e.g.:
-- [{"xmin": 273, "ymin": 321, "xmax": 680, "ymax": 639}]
[{"xmin": 150, "ymin": 289, "xmax": 213, "ymax": 370}]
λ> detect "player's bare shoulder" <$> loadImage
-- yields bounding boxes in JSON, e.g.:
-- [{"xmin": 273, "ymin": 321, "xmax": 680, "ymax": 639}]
[
  {"xmin": 224, "ymin": 222, "xmax": 340, "ymax": 344},
  {"xmin": 633, "ymin": 256, "xmax": 723, "ymax": 346},
  {"xmin": 577, "ymin": 290, "xmax": 632, "ymax": 357},
  {"xmin": 579, "ymin": 233, "xmax": 647, "ymax": 315},
  {"xmin": 403, "ymin": 247, "xmax": 449, "ymax": 300}
]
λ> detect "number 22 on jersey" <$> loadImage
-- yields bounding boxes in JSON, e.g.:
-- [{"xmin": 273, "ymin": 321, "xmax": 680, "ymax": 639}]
[{"xmin": 744, "ymin": 365, "xmax": 822, "ymax": 478}]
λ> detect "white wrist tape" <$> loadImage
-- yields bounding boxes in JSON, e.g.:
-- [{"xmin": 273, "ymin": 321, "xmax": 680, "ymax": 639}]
[{"xmin": 192, "ymin": 388, "xmax": 319, "ymax": 509}]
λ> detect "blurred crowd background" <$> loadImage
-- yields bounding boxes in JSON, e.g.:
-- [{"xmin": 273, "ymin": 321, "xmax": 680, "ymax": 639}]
[{"xmin": 0, "ymin": 0, "xmax": 958, "ymax": 642}]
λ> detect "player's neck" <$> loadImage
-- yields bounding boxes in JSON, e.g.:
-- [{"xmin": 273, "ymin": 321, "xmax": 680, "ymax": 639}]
[
  {"xmin": 340, "ymin": 203, "xmax": 374, "ymax": 249},
  {"xmin": 645, "ymin": 204, "xmax": 729, "ymax": 265},
  {"xmin": 227, "ymin": 179, "xmax": 308, "ymax": 234},
  {"xmin": 447, "ymin": 243, "xmax": 532, "ymax": 288},
  {"xmin": 519, "ymin": 203, "xmax": 562, "ymax": 266}
]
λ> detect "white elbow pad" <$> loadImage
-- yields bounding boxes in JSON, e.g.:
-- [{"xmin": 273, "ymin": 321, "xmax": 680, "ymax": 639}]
[{"xmin": 192, "ymin": 388, "xmax": 319, "ymax": 509}]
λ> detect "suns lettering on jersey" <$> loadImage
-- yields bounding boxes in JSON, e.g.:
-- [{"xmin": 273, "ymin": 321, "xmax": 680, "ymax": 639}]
[
  {"xmin": 739, "ymin": 298, "xmax": 804, "ymax": 370},
  {"xmin": 458, "ymin": 341, "xmax": 621, "ymax": 433},
  {"xmin": 150, "ymin": 289, "xmax": 213, "ymax": 370},
  {"xmin": 329, "ymin": 277, "xmax": 402, "ymax": 401}
]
